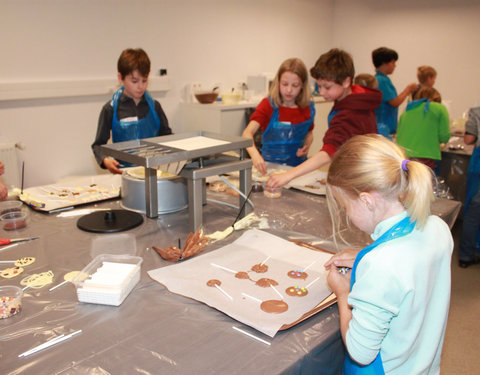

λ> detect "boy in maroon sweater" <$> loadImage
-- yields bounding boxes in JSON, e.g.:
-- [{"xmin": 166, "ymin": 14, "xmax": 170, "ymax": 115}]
[{"xmin": 268, "ymin": 49, "xmax": 381, "ymax": 188}]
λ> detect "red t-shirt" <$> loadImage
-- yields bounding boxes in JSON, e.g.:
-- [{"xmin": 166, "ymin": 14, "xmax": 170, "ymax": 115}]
[{"xmin": 250, "ymin": 98, "xmax": 315, "ymax": 132}]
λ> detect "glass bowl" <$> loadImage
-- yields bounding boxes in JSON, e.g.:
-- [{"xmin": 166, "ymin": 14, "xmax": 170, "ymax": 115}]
[
  {"xmin": 1, "ymin": 211, "xmax": 28, "ymax": 230},
  {"xmin": 263, "ymin": 183, "xmax": 282, "ymax": 198},
  {"xmin": 0, "ymin": 200, "xmax": 23, "ymax": 216}
]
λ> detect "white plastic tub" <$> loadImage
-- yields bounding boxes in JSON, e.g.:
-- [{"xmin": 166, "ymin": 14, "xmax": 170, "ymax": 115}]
[{"xmin": 72, "ymin": 254, "xmax": 142, "ymax": 306}]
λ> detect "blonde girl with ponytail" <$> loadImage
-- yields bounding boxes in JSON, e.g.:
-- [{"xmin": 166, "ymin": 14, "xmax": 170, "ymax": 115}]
[{"xmin": 324, "ymin": 134, "xmax": 453, "ymax": 374}]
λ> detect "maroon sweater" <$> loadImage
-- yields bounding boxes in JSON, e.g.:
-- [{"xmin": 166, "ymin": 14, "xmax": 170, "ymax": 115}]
[{"xmin": 321, "ymin": 85, "xmax": 381, "ymax": 157}]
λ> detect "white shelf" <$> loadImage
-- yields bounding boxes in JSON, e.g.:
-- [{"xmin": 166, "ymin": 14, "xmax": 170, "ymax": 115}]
[
  {"xmin": 0, "ymin": 76, "xmax": 170, "ymax": 101},
  {"xmin": 181, "ymin": 101, "xmax": 259, "ymax": 111}
]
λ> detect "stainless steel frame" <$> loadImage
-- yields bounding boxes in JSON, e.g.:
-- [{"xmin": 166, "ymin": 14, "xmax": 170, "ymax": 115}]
[{"xmin": 101, "ymin": 131, "xmax": 253, "ymax": 231}]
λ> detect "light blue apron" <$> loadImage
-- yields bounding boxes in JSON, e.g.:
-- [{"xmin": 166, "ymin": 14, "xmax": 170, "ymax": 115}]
[
  {"xmin": 261, "ymin": 99, "xmax": 315, "ymax": 166},
  {"xmin": 111, "ymin": 87, "xmax": 161, "ymax": 143},
  {"xmin": 343, "ymin": 215, "xmax": 416, "ymax": 375}
]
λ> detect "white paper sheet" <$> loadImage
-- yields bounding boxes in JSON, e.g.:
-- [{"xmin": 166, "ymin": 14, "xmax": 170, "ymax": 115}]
[
  {"xmin": 19, "ymin": 174, "xmax": 121, "ymax": 212},
  {"xmin": 157, "ymin": 136, "xmax": 230, "ymax": 151},
  {"xmin": 286, "ymin": 170, "xmax": 327, "ymax": 195},
  {"xmin": 148, "ymin": 229, "xmax": 332, "ymax": 337}
]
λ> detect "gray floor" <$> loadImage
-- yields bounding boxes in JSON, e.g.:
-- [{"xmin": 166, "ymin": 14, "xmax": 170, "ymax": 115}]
[{"xmin": 441, "ymin": 220, "xmax": 480, "ymax": 374}]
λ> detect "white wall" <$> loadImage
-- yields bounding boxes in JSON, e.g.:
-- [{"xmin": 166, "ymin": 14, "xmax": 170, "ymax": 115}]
[
  {"xmin": 1, "ymin": 0, "xmax": 479, "ymax": 188},
  {"xmin": 332, "ymin": 0, "xmax": 480, "ymax": 120},
  {"xmin": 0, "ymin": 0, "xmax": 333, "ymax": 187}
]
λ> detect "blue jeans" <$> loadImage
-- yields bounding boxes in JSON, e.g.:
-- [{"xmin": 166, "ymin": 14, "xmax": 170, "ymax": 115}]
[{"xmin": 459, "ymin": 189, "xmax": 480, "ymax": 261}]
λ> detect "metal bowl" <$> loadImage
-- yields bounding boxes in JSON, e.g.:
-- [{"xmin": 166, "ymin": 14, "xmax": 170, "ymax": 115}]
[{"xmin": 120, "ymin": 173, "xmax": 188, "ymax": 214}]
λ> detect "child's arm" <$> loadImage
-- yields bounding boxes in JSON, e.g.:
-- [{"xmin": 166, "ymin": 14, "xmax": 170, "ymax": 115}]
[
  {"xmin": 388, "ymin": 83, "xmax": 418, "ymax": 108},
  {"xmin": 0, "ymin": 182, "xmax": 7, "ymax": 201},
  {"xmin": 327, "ymin": 267, "xmax": 352, "ymax": 344},
  {"xmin": 296, "ymin": 131, "xmax": 313, "ymax": 157},
  {"xmin": 267, "ymin": 150, "xmax": 331, "ymax": 187},
  {"xmin": 0, "ymin": 161, "xmax": 8, "ymax": 200},
  {"xmin": 438, "ymin": 104, "xmax": 451, "ymax": 144},
  {"xmin": 242, "ymin": 120, "xmax": 267, "ymax": 175}
]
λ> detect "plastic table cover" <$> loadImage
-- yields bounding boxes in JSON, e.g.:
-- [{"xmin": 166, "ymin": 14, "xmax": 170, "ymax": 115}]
[{"xmin": 0, "ymin": 185, "xmax": 460, "ymax": 375}]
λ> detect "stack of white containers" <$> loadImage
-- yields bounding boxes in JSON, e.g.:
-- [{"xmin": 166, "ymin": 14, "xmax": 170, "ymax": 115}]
[{"xmin": 72, "ymin": 234, "xmax": 142, "ymax": 306}]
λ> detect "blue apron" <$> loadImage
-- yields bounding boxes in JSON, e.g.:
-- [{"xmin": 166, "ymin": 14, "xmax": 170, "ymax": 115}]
[
  {"xmin": 261, "ymin": 99, "xmax": 315, "ymax": 166},
  {"xmin": 465, "ymin": 146, "xmax": 480, "ymax": 210},
  {"xmin": 343, "ymin": 215, "xmax": 416, "ymax": 375},
  {"xmin": 111, "ymin": 87, "xmax": 161, "ymax": 143},
  {"xmin": 328, "ymin": 108, "xmax": 339, "ymax": 128}
]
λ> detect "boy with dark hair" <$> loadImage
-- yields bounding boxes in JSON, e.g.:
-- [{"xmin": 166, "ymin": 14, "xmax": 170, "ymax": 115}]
[
  {"xmin": 372, "ymin": 47, "xmax": 417, "ymax": 136},
  {"xmin": 92, "ymin": 48, "xmax": 172, "ymax": 174},
  {"xmin": 268, "ymin": 48, "xmax": 381, "ymax": 188}
]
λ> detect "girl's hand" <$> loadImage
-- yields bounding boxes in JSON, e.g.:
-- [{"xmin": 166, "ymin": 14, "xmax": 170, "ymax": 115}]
[
  {"xmin": 251, "ymin": 154, "xmax": 267, "ymax": 176},
  {"xmin": 0, "ymin": 161, "xmax": 4, "ymax": 175},
  {"xmin": 296, "ymin": 144, "xmax": 310, "ymax": 157},
  {"xmin": 103, "ymin": 157, "xmax": 122, "ymax": 175},
  {"xmin": 324, "ymin": 248, "xmax": 360, "ymax": 270},
  {"xmin": 327, "ymin": 266, "xmax": 351, "ymax": 298}
]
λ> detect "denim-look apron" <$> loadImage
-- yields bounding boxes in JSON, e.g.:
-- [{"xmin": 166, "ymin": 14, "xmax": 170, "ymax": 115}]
[
  {"xmin": 111, "ymin": 87, "xmax": 160, "ymax": 143},
  {"xmin": 261, "ymin": 99, "xmax": 315, "ymax": 166},
  {"xmin": 343, "ymin": 215, "xmax": 416, "ymax": 375}
]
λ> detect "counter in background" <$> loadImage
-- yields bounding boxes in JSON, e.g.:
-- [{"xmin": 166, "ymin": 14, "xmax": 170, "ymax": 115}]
[
  {"xmin": 181, "ymin": 101, "xmax": 259, "ymax": 137},
  {"xmin": 439, "ymin": 135, "xmax": 473, "ymax": 203}
]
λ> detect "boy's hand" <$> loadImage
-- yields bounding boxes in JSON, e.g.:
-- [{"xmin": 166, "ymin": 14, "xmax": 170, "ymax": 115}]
[
  {"xmin": 407, "ymin": 82, "xmax": 419, "ymax": 94},
  {"xmin": 103, "ymin": 157, "xmax": 122, "ymax": 174},
  {"xmin": 267, "ymin": 171, "xmax": 293, "ymax": 188}
]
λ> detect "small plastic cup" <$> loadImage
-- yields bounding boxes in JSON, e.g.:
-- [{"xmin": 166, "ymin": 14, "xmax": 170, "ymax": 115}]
[
  {"xmin": 0, "ymin": 200, "xmax": 23, "ymax": 216},
  {"xmin": 1, "ymin": 211, "xmax": 28, "ymax": 231},
  {"xmin": 263, "ymin": 183, "xmax": 282, "ymax": 198},
  {"xmin": 0, "ymin": 285, "xmax": 23, "ymax": 319}
]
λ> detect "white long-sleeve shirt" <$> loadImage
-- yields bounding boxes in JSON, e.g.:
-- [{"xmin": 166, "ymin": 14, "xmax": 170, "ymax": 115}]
[{"xmin": 346, "ymin": 211, "xmax": 453, "ymax": 374}]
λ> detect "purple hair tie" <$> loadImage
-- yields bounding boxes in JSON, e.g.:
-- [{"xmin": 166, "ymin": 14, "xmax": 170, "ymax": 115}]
[{"xmin": 401, "ymin": 159, "xmax": 410, "ymax": 171}]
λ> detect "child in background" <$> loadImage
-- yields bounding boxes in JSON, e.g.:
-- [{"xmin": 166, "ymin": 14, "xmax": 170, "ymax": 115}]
[
  {"xmin": 354, "ymin": 73, "xmax": 378, "ymax": 89},
  {"xmin": 372, "ymin": 47, "xmax": 418, "ymax": 136},
  {"xmin": 242, "ymin": 58, "xmax": 315, "ymax": 175},
  {"xmin": 324, "ymin": 134, "xmax": 453, "ymax": 374},
  {"xmin": 0, "ymin": 161, "xmax": 7, "ymax": 201},
  {"xmin": 268, "ymin": 49, "xmax": 381, "ymax": 188},
  {"xmin": 412, "ymin": 65, "xmax": 437, "ymax": 100},
  {"xmin": 459, "ymin": 106, "xmax": 480, "ymax": 268},
  {"xmin": 396, "ymin": 86, "xmax": 450, "ymax": 171},
  {"xmin": 92, "ymin": 48, "xmax": 172, "ymax": 174}
]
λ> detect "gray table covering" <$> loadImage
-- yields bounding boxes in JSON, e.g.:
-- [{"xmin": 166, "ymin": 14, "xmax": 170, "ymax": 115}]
[{"xmin": 0, "ymin": 186, "xmax": 460, "ymax": 375}]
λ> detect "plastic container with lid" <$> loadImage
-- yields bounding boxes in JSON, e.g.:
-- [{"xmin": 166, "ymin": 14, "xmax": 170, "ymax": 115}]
[
  {"xmin": 1, "ymin": 211, "xmax": 28, "ymax": 230},
  {"xmin": 0, "ymin": 285, "xmax": 23, "ymax": 319},
  {"xmin": 72, "ymin": 254, "xmax": 143, "ymax": 306}
]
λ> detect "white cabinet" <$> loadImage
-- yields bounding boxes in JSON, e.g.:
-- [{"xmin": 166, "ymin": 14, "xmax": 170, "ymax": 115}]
[{"xmin": 181, "ymin": 102, "xmax": 258, "ymax": 137}]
